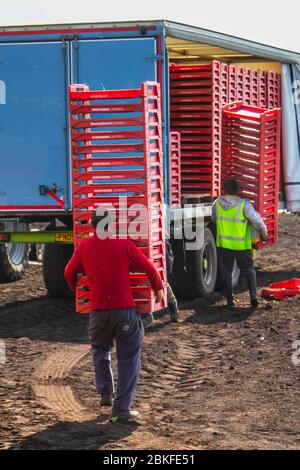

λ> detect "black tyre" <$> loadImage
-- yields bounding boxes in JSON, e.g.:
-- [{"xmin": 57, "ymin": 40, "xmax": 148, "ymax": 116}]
[
  {"xmin": 0, "ymin": 242, "xmax": 29, "ymax": 283},
  {"xmin": 0, "ymin": 220, "xmax": 29, "ymax": 283},
  {"xmin": 29, "ymin": 243, "xmax": 45, "ymax": 262},
  {"xmin": 43, "ymin": 244, "xmax": 74, "ymax": 298},
  {"xmin": 173, "ymin": 227, "xmax": 218, "ymax": 300}
]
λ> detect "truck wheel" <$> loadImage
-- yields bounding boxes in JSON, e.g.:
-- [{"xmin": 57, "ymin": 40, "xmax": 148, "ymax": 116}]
[
  {"xmin": 0, "ymin": 243, "xmax": 29, "ymax": 283},
  {"xmin": 0, "ymin": 221, "xmax": 29, "ymax": 283},
  {"xmin": 29, "ymin": 243, "xmax": 45, "ymax": 262},
  {"xmin": 43, "ymin": 244, "xmax": 74, "ymax": 298},
  {"xmin": 173, "ymin": 227, "xmax": 218, "ymax": 300}
]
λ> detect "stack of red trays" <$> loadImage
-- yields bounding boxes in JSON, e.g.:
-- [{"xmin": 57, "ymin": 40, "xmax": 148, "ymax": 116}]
[
  {"xmin": 170, "ymin": 61, "xmax": 229, "ymax": 197},
  {"xmin": 69, "ymin": 82, "xmax": 167, "ymax": 314},
  {"xmin": 170, "ymin": 131, "xmax": 181, "ymax": 208},
  {"xmin": 222, "ymin": 102, "xmax": 281, "ymax": 247}
]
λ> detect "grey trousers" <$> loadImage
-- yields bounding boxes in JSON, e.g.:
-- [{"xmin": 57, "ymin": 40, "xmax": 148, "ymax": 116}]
[{"xmin": 167, "ymin": 283, "xmax": 177, "ymax": 306}]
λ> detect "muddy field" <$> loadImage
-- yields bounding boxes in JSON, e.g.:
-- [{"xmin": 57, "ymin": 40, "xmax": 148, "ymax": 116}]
[{"xmin": 0, "ymin": 213, "xmax": 299, "ymax": 450}]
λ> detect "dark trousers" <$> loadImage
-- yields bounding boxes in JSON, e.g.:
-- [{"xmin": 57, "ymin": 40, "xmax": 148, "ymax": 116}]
[
  {"xmin": 87, "ymin": 307, "xmax": 144, "ymax": 411},
  {"xmin": 167, "ymin": 282, "xmax": 177, "ymax": 307},
  {"xmin": 217, "ymin": 248, "xmax": 257, "ymax": 301}
]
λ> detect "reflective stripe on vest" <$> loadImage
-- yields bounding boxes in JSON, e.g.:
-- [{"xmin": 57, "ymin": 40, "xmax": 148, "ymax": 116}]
[{"xmin": 216, "ymin": 199, "xmax": 252, "ymax": 251}]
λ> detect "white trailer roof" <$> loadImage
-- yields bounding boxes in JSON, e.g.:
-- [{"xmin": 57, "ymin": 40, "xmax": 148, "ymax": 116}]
[{"xmin": 1, "ymin": 19, "xmax": 299, "ymax": 64}]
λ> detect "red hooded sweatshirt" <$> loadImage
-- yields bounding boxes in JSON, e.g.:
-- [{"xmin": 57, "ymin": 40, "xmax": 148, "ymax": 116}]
[{"xmin": 64, "ymin": 234, "xmax": 163, "ymax": 311}]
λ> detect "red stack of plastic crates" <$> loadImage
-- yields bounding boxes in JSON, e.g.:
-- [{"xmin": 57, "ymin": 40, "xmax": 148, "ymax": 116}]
[
  {"xmin": 170, "ymin": 61, "xmax": 228, "ymax": 197},
  {"xmin": 69, "ymin": 82, "xmax": 167, "ymax": 314},
  {"xmin": 228, "ymin": 64, "xmax": 280, "ymax": 109},
  {"xmin": 222, "ymin": 102, "xmax": 281, "ymax": 247},
  {"xmin": 170, "ymin": 132, "xmax": 181, "ymax": 208}
]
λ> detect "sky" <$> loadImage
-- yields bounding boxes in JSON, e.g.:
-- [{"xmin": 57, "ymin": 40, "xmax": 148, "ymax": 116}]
[{"xmin": 0, "ymin": 0, "xmax": 299, "ymax": 53}]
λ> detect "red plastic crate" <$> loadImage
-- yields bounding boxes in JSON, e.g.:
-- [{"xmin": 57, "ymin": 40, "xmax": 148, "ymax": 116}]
[
  {"xmin": 267, "ymin": 71, "xmax": 281, "ymax": 109},
  {"xmin": 170, "ymin": 60, "xmax": 228, "ymax": 196},
  {"xmin": 257, "ymin": 70, "xmax": 268, "ymax": 108},
  {"xmin": 69, "ymin": 82, "xmax": 167, "ymax": 314},
  {"xmin": 170, "ymin": 61, "xmax": 281, "ymax": 200},
  {"xmin": 228, "ymin": 65, "xmax": 280, "ymax": 110},
  {"xmin": 221, "ymin": 102, "xmax": 281, "ymax": 248},
  {"xmin": 170, "ymin": 132, "xmax": 181, "ymax": 208}
]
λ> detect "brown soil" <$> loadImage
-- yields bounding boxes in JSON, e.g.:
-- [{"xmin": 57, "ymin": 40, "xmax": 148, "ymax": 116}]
[{"xmin": 0, "ymin": 213, "xmax": 299, "ymax": 450}]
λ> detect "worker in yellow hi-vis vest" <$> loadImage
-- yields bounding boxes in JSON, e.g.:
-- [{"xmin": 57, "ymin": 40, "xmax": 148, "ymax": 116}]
[{"xmin": 211, "ymin": 179, "xmax": 268, "ymax": 309}]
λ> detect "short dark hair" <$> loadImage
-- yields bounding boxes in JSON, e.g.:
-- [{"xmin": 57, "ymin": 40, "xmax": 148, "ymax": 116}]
[
  {"xmin": 91, "ymin": 209, "xmax": 110, "ymax": 230},
  {"xmin": 224, "ymin": 178, "xmax": 239, "ymax": 195}
]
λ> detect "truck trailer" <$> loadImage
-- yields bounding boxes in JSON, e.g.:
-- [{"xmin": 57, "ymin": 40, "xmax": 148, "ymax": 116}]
[{"xmin": 0, "ymin": 20, "xmax": 299, "ymax": 303}]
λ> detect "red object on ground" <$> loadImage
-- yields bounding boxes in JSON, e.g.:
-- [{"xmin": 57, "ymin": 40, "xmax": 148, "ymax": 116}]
[
  {"xmin": 269, "ymin": 278, "xmax": 300, "ymax": 290},
  {"xmin": 69, "ymin": 82, "xmax": 167, "ymax": 314},
  {"xmin": 262, "ymin": 278, "xmax": 300, "ymax": 300},
  {"xmin": 261, "ymin": 287, "xmax": 299, "ymax": 301}
]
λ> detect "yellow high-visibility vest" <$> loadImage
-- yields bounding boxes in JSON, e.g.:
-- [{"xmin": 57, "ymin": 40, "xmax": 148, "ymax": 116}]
[{"xmin": 216, "ymin": 199, "xmax": 252, "ymax": 251}]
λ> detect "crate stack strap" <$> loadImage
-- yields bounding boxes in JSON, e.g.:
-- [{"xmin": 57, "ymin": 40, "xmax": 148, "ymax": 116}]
[
  {"xmin": 170, "ymin": 61, "xmax": 229, "ymax": 197},
  {"xmin": 222, "ymin": 102, "xmax": 281, "ymax": 247},
  {"xmin": 170, "ymin": 131, "xmax": 181, "ymax": 208},
  {"xmin": 69, "ymin": 82, "xmax": 167, "ymax": 314}
]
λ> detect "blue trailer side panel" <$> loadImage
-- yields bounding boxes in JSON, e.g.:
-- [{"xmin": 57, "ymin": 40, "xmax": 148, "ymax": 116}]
[
  {"xmin": 70, "ymin": 37, "xmax": 163, "ymax": 206},
  {"xmin": 74, "ymin": 38, "xmax": 157, "ymax": 89},
  {"xmin": 0, "ymin": 42, "xmax": 70, "ymax": 210},
  {"xmin": 0, "ymin": 35, "xmax": 166, "ymax": 212}
]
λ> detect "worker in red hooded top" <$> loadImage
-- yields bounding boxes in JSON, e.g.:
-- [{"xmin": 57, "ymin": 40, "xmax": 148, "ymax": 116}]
[{"xmin": 64, "ymin": 210, "xmax": 164, "ymax": 423}]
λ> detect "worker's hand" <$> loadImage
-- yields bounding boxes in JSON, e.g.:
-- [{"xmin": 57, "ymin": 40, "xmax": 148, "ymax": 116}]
[
  {"xmin": 261, "ymin": 233, "xmax": 268, "ymax": 242},
  {"xmin": 156, "ymin": 289, "xmax": 164, "ymax": 303}
]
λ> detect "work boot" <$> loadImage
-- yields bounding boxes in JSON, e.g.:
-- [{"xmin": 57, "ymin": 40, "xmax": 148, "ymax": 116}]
[
  {"xmin": 110, "ymin": 409, "xmax": 140, "ymax": 423},
  {"xmin": 100, "ymin": 394, "xmax": 114, "ymax": 407},
  {"xmin": 169, "ymin": 302, "xmax": 179, "ymax": 322},
  {"xmin": 225, "ymin": 298, "xmax": 236, "ymax": 309},
  {"xmin": 141, "ymin": 313, "xmax": 154, "ymax": 329},
  {"xmin": 250, "ymin": 298, "xmax": 259, "ymax": 309}
]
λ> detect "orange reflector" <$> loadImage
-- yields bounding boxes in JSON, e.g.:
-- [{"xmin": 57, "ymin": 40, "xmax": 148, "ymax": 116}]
[{"xmin": 0, "ymin": 234, "xmax": 10, "ymax": 241}]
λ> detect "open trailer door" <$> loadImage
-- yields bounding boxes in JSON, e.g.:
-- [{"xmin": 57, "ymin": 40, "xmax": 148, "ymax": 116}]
[
  {"xmin": 0, "ymin": 41, "xmax": 70, "ymax": 212},
  {"xmin": 73, "ymin": 37, "xmax": 158, "ymax": 91},
  {"xmin": 282, "ymin": 63, "xmax": 300, "ymax": 211}
]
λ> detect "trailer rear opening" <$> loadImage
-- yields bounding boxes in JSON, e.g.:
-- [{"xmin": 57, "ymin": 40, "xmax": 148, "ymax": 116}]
[{"xmin": 165, "ymin": 37, "xmax": 282, "ymax": 299}]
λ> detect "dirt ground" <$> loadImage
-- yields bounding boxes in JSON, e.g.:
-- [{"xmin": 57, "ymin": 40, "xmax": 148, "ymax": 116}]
[{"xmin": 0, "ymin": 213, "xmax": 299, "ymax": 450}]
